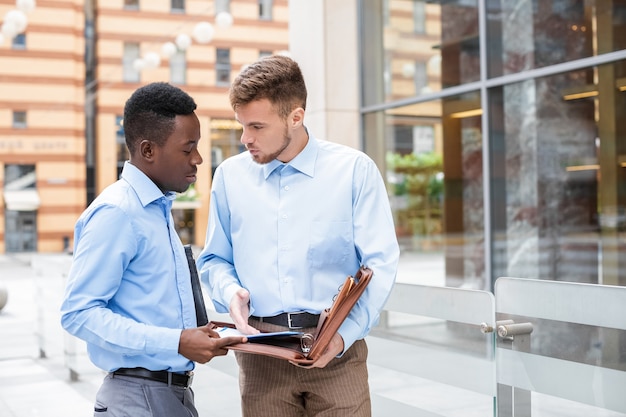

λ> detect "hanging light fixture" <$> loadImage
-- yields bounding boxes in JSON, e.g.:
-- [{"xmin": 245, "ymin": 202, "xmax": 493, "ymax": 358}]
[
  {"xmin": 192, "ymin": 21, "xmax": 214, "ymax": 44},
  {"xmin": 147, "ymin": 9, "xmax": 235, "ymax": 71},
  {"xmin": 175, "ymin": 33, "xmax": 192, "ymax": 50},
  {"xmin": 1, "ymin": 20, "xmax": 19, "ymax": 39},
  {"xmin": 161, "ymin": 41, "xmax": 177, "ymax": 58},
  {"xmin": 0, "ymin": 1, "xmax": 35, "ymax": 45},
  {"xmin": 2, "ymin": 9, "xmax": 28, "ymax": 39},
  {"xmin": 132, "ymin": 58, "xmax": 146, "ymax": 72},
  {"xmin": 16, "ymin": 0, "xmax": 36, "ymax": 14},
  {"xmin": 143, "ymin": 52, "xmax": 161, "ymax": 69},
  {"xmin": 215, "ymin": 11, "xmax": 233, "ymax": 28}
]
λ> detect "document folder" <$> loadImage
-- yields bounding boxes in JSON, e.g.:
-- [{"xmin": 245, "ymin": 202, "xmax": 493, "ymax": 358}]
[{"xmin": 211, "ymin": 266, "xmax": 373, "ymax": 366}]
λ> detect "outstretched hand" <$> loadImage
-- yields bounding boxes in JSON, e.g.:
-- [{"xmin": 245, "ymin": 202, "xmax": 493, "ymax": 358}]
[
  {"xmin": 178, "ymin": 324, "xmax": 246, "ymax": 364},
  {"xmin": 229, "ymin": 288, "xmax": 261, "ymax": 335}
]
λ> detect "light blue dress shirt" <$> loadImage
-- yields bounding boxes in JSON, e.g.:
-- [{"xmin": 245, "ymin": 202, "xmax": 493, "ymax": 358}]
[
  {"xmin": 197, "ymin": 131, "xmax": 400, "ymax": 351},
  {"xmin": 60, "ymin": 162, "xmax": 196, "ymax": 373}
]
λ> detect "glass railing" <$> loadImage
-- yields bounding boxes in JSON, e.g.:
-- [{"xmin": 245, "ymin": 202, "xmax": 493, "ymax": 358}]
[
  {"xmin": 495, "ymin": 277, "xmax": 626, "ymax": 417},
  {"xmin": 368, "ymin": 283, "xmax": 497, "ymax": 416},
  {"xmin": 36, "ymin": 254, "xmax": 626, "ymax": 417}
]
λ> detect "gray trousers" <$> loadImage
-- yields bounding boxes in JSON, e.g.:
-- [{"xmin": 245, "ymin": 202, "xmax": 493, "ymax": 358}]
[{"xmin": 93, "ymin": 373, "xmax": 198, "ymax": 417}]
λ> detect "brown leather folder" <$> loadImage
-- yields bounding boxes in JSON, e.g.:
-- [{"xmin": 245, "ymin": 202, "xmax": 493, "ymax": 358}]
[{"xmin": 211, "ymin": 266, "xmax": 373, "ymax": 366}]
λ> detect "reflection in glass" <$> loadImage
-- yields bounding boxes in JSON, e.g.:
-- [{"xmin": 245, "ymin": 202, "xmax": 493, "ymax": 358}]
[
  {"xmin": 210, "ymin": 119, "xmax": 243, "ymax": 176},
  {"xmin": 363, "ymin": 0, "xmax": 479, "ymax": 106},
  {"xmin": 487, "ymin": 1, "xmax": 626, "ymax": 77},
  {"xmin": 489, "ymin": 63, "xmax": 626, "ymax": 286},
  {"xmin": 369, "ymin": 90, "xmax": 484, "ymax": 288}
]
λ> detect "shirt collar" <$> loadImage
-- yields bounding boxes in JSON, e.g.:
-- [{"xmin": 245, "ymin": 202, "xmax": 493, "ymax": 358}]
[
  {"xmin": 262, "ymin": 128, "xmax": 318, "ymax": 180},
  {"xmin": 120, "ymin": 161, "xmax": 176, "ymax": 207}
]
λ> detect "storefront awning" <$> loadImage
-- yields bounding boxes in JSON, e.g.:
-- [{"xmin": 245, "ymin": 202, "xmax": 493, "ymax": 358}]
[{"xmin": 3, "ymin": 189, "xmax": 41, "ymax": 211}]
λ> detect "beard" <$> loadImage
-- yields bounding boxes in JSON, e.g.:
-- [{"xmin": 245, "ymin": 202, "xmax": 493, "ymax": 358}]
[{"xmin": 249, "ymin": 125, "xmax": 291, "ymax": 165}]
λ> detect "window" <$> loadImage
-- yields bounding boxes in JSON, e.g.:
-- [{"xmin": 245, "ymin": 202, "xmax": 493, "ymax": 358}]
[
  {"xmin": 170, "ymin": 50, "xmax": 187, "ymax": 85},
  {"xmin": 124, "ymin": 0, "xmax": 138, "ymax": 9},
  {"xmin": 5, "ymin": 164, "xmax": 35, "ymax": 189},
  {"xmin": 413, "ymin": 1, "xmax": 426, "ymax": 34},
  {"xmin": 171, "ymin": 0, "xmax": 185, "ymax": 13},
  {"xmin": 12, "ymin": 111, "xmax": 26, "ymax": 128},
  {"xmin": 258, "ymin": 0, "xmax": 273, "ymax": 20},
  {"xmin": 413, "ymin": 61, "xmax": 427, "ymax": 94},
  {"xmin": 12, "ymin": 33, "xmax": 25, "ymax": 50},
  {"xmin": 216, "ymin": 0, "xmax": 230, "ymax": 14},
  {"xmin": 216, "ymin": 48, "xmax": 231, "ymax": 86},
  {"xmin": 4, "ymin": 164, "xmax": 38, "ymax": 252},
  {"xmin": 123, "ymin": 42, "xmax": 141, "ymax": 83}
]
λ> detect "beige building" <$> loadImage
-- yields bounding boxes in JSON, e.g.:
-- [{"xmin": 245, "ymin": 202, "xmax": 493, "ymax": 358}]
[{"xmin": 0, "ymin": 0, "xmax": 288, "ymax": 253}]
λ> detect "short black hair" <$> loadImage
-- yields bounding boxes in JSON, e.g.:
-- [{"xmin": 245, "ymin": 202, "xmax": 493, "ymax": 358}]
[{"xmin": 123, "ymin": 82, "xmax": 197, "ymax": 155}]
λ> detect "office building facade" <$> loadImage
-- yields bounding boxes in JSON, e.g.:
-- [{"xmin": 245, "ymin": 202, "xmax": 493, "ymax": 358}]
[
  {"xmin": 2, "ymin": 0, "xmax": 625, "ymax": 291},
  {"xmin": 290, "ymin": 0, "xmax": 626, "ymax": 290},
  {"xmin": 0, "ymin": 0, "xmax": 287, "ymax": 252}
]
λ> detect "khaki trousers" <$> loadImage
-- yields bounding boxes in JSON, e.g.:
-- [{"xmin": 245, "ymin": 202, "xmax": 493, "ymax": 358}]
[{"xmin": 235, "ymin": 319, "xmax": 371, "ymax": 417}]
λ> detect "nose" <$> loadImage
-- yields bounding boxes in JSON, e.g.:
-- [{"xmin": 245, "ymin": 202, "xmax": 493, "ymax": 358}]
[
  {"xmin": 240, "ymin": 129, "xmax": 253, "ymax": 145},
  {"xmin": 192, "ymin": 148, "xmax": 203, "ymax": 165}
]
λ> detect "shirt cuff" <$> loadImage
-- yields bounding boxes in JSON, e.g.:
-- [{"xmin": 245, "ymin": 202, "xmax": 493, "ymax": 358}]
[
  {"xmin": 337, "ymin": 317, "xmax": 362, "ymax": 357},
  {"xmin": 145, "ymin": 327, "xmax": 182, "ymax": 354}
]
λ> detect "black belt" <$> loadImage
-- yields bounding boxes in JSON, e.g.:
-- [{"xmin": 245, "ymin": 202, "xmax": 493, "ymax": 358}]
[
  {"xmin": 251, "ymin": 312, "xmax": 320, "ymax": 329},
  {"xmin": 112, "ymin": 367, "xmax": 193, "ymax": 388}
]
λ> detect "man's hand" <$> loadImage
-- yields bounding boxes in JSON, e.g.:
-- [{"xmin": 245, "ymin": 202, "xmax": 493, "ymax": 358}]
[
  {"xmin": 293, "ymin": 332, "xmax": 345, "ymax": 369},
  {"xmin": 229, "ymin": 288, "xmax": 260, "ymax": 335},
  {"xmin": 178, "ymin": 324, "xmax": 246, "ymax": 364}
]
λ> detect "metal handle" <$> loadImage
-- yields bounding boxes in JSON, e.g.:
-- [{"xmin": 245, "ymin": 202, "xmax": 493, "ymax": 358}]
[
  {"xmin": 482, "ymin": 319, "xmax": 515, "ymax": 334},
  {"xmin": 480, "ymin": 322, "xmax": 494, "ymax": 333},
  {"xmin": 497, "ymin": 322, "xmax": 533, "ymax": 338}
]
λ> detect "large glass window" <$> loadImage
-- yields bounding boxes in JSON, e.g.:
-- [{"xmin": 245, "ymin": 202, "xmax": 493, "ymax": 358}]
[
  {"xmin": 360, "ymin": 0, "xmax": 626, "ymax": 289},
  {"xmin": 486, "ymin": 0, "xmax": 626, "ymax": 78},
  {"xmin": 364, "ymin": 90, "xmax": 484, "ymax": 288},
  {"xmin": 489, "ymin": 62, "xmax": 626, "ymax": 287},
  {"xmin": 363, "ymin": 0, "xmax": 479, "ymax": 106}
]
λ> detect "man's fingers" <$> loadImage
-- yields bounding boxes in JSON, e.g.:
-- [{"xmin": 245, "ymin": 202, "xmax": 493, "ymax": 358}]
[{"xmin": 217, "ymin": 336, "xmax": 247, "ymax": 346}]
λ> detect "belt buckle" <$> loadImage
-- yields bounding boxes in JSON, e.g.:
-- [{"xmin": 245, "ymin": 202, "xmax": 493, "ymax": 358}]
[
  {"xmin": 287, "ymin": 312, "xmax": 304, "ymax": 329},
  {"xmin": 186, "ymin": 371, "xmax": 194, "ymax": 389}
]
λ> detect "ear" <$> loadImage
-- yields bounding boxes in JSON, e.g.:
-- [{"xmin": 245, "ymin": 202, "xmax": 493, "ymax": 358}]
[
  {"xmin": 290, "ymin": 108, "xmax": 305, "ymax": 128},
  {"xmin": 139, "ymin": 139, "xmax": 155, "ymax": 161}
]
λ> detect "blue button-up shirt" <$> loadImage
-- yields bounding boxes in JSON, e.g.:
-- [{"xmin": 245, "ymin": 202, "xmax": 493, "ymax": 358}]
[
  {"xmin": 197, "ymin": 132, "xmax": 400, "ymax": 350},
  {"xmin": 60, "ymin": 162, "xmax": 196, "ymax": 373}
]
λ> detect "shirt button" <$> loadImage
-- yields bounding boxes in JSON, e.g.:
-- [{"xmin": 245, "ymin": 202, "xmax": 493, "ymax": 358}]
[
  {"xmin": 281, "ymin": 214, "xmax": 288, "ymax": 219},
  {"xmin": 284, "ymin": 186, "xmax": 290, "ymax": 191}
]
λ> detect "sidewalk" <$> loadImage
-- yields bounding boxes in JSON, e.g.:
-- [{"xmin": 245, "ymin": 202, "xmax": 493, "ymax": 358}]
[
  {"xmin": 0, "ymin": 253, "xmax": 242, "ymax": 417},
  {"xmin": 0, "ymin": 252, "xmax": 445, "ymax": 417}
]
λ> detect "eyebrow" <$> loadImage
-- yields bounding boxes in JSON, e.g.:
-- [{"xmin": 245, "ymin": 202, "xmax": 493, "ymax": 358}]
[{"xmin": 238, "ymin": 120, "xmax": 266, "ymax": 128}]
